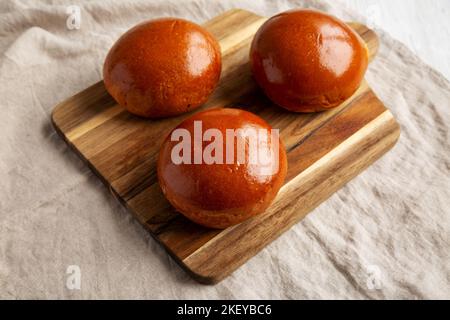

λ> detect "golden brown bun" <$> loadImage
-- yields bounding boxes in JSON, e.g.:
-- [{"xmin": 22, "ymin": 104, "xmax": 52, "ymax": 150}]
[
  {"xmin": 103, "ymin": 18, "xmax": 222, "ymax": 118},
  {"xmin": 250, "ymin": 9, "xmax": 369, "ymax": 112},
  {"xmin": 157, "ymin": 108, "xmax": 287, "ymax": 229}
]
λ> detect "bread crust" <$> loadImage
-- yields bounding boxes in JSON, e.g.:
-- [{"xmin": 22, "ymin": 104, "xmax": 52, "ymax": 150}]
[
  {"xmin": 157, "ymin": 108, "xmax": 288, "ymax": 229},
  {"xmin": 250, "ymin": 9, "xmax": 368, "ymax": 112},
  {"xmin": 103, "ymin": 18, "xmax": 222, "ymax": 118}
]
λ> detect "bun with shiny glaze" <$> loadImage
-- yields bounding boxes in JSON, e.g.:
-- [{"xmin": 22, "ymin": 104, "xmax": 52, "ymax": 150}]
[
  {"xmin": 104, "ymin": 18, "xmax": 222, "ymax": 118},
  {"xmin": 157, "ymin": 108, "xmax": 287, "ymax": 229},
  {"xmin": 250, "ymin": 9, "xmax": 368, "ymax": 112}
]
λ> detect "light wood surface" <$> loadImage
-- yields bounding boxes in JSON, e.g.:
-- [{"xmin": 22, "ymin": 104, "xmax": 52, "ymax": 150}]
[{"xmin": 51, "ymin": 9, "xmax": 400, "ymax": 284}]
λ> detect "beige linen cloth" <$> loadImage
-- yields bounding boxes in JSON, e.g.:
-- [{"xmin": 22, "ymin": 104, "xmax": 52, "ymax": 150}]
[{"xmin": 0, "ymin": 0, "xmax": 449, "ymax": 299}]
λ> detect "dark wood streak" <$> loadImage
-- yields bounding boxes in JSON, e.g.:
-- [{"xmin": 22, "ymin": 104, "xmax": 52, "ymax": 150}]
[{"xmin": 285, "ymin": 93, "xmax": 366, "ymax": 153}]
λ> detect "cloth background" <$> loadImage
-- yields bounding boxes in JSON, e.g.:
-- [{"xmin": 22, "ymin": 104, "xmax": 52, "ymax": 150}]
[{"xmin": 0, "ymin": 0, "xmax": 449, "ymax": 299}]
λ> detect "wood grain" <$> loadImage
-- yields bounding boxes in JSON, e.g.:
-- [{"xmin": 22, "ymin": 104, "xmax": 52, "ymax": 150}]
[{"xmin": 51, "ymin": 9, "xmax": 400, "ymax": 284}]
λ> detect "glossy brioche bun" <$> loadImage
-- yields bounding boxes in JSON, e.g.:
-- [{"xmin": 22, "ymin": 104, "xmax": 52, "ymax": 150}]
[
  {"xmin": 103, "ymin": 18, "xmax": 221, "ymax": 118},
  {"xmin": 157, "ymin": 108, "xmax": 287, "ymax": 229},
  {"xmin": 250, "ymin": 9, "xmax": 369, "ymax": 112}
]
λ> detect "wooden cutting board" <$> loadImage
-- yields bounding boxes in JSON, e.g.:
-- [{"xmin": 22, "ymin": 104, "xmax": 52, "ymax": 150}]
[{"xmin": 52, "ymin": 9, "xmax": 400, "ymax": 284}]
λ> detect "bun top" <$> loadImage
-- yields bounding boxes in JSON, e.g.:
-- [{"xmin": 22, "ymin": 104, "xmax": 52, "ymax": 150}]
[
  {"xmin": 103, "ymin": 18, "xmax": 221, "ymax": 118},
  {"xmin": 157, "ymin": 108, "xmax": 287, "ymax": 228},
  {"xmin": 250, "ymin": 9, "xmax": 369, "ymax": 112}
]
